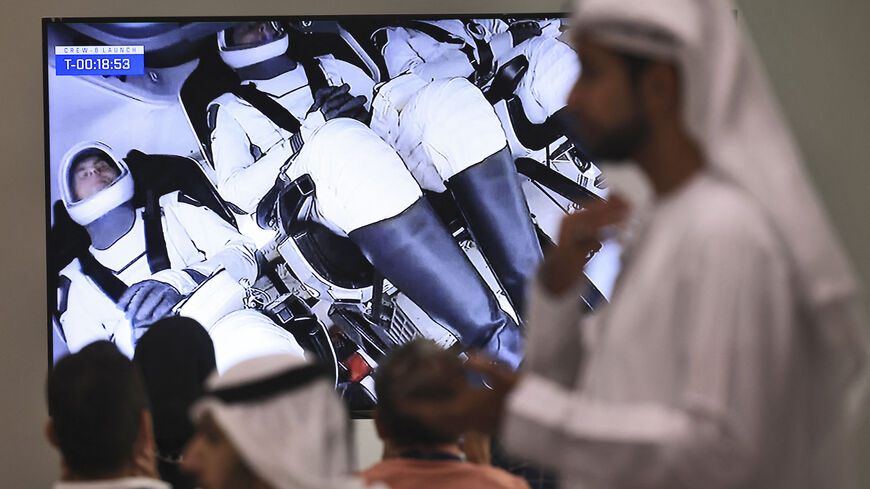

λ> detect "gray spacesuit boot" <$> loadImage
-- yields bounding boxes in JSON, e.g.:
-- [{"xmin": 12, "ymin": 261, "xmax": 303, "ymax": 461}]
[
  {"xmin": 349, "ymin": 198, "xmax": 523, "ymax": 369},
  {"xmin": 446, "ymin": 146, "xmax": 543, "ymax": 316}
]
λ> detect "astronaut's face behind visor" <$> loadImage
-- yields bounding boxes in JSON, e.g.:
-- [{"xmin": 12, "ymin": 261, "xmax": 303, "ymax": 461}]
[
  {"xmin": 70, "ymin": 154, "xmax": 121, "ymax": 202},
  {"xmin": 228, "ymin": 21, "xmax": 283, "ymax": 48}
]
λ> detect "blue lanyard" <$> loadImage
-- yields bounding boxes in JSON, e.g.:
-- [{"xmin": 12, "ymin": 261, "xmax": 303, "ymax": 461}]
[{"xmin": 398, "ymin": 450, "xmax": 463, "ymax": 462}]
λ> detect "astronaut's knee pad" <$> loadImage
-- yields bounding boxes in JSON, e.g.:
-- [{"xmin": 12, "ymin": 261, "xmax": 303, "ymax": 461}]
[
  {"xmin": 297, "ymin": 118, "xmax": 422, "ymax": 233},
  {"xmin": 406, "ymin": 78, "xmax": 507, "ymax": 181},
  {"xmin": 208, "ymin": 309, "xmax": 307, "ymax": 373}
]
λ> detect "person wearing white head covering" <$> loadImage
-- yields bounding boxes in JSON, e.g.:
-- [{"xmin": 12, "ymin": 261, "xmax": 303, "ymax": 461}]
[
  {"xmin": 403, "ymin": 1, "xmax": 870, "ymax": 488},
  {"xmin": 182, "ymin": 354, "xmax": 387, "ymax": 489}
]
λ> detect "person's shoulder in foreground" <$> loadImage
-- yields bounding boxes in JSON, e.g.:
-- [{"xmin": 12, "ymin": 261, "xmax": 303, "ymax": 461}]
[
  {"xmin": 645, "ymin": 172, "xmax": 783, "ymax": 264},
  {"xmin": 362, "ymin": 456, "xmax": 530, "ymax": 489},
  {"xmin": 361, "ymin": 339, "xmax": 532, "ymax": 489},
  {"xmin": 182, "ymin": 352, "xmax": 381, "ymax": 489},
  {"xmin": 46, "ymin": 341, "xmax": 167, "ymax": 489},
  {"xmin": 53, "ymin": 478, "xmax": 169, "ymax": 489}
]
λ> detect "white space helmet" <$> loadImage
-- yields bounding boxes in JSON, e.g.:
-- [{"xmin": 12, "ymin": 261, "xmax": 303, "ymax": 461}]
[
  {"xmin": 59, "ymin": 141, "xmax": 134, "ymax": 226},
  {"xmin": 218, "ymin": 21, "xmax": 290, "ymax": 70}
]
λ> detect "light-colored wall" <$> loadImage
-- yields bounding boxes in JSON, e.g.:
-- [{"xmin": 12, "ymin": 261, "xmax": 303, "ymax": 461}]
[
  {"xmin": 2, "ymin": 0, "xmax": 868, "ymax": 486},
  {"xmin": 737, "ymin": 1, "xmax": 870, "ymax": 485},
  {"xmin": 737, "ymin": 0, "xmax": 870, "ymax": 304}
]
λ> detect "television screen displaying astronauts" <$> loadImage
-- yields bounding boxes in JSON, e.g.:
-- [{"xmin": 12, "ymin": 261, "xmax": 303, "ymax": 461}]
[{"xmin": 45, "ymin": 17, "xmax": 621, "ymax": 412}]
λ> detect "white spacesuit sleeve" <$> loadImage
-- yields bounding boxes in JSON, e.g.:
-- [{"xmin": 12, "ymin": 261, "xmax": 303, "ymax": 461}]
[
  {"xmin": 469, "ymin": 19, "xmax": 514, "ymax": 65},
  {"xmin": 210, "ymin": 105, "xmax": 295, "ymax": 214},
  {"xmin": 148, "ymin": 268, "xmax": 199, "ymax": 296},
  {"xmin": 502, "ymin": 220, "xmax": 793, "ymax": 488},
  {"xmin": 381, "ymin": 27, "xmax": 475, "ymax": 81},
  {"xmin": 320, "ymin": 57, "xmax": 376, "ymax": 110},
  {"xmin": 167, "ymin": 198, "xmax": 259, "ymax": 285},
  {"xmin": 487, "ymin": 31, "xmax": 515, "ymax": 64},
  {"xmin": 538, "ymin": 19, "xmax": 563, "ymax": 38},
  {"xmin": 521, "ymin": 37, "xmax": 580, "ymax": 123},
  {"xmin": 475, "ymin": 18, "xmax": 509, "ymax": 36},
  {"xmin": 379, "ymin": 27, "xmax": 425, "ymax": 78},
  {"xmin": 58, "ymin": 272, "xmax": 115, "ymax": 353},
  {"xmin": 60, "ymin": 305, "xmax": 109, "ymax": 354},
  {"xmin": 466, "ymin": 19, "xmax": 513, "ymax": 67},
  {"xmin": 411, "ymin": 50, "xmax": 476, "ymax": 83}
]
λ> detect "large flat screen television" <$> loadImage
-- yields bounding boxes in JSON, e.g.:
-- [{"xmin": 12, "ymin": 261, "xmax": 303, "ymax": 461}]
[{"xmin": 44, "ymin": 15, "xmax": 620, "ymax": 413}]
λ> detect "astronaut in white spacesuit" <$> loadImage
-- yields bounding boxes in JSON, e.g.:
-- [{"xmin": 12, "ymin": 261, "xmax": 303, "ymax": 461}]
[
  {"xmin": 373, "ymin": 18, "xmax": 581, "ymax": 127},
  {"xmin": 208, "ymin": 21, "xmax": 541, "ymax": 368},
  {"xmin": 55, "ymin": 142, "xmax": 305, "ymax": 369}
]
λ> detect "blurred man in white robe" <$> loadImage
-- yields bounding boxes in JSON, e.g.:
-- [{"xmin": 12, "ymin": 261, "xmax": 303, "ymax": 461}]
[{"xmin": 407, "ymin": 1, "xmax": 870, "ymax": 488}]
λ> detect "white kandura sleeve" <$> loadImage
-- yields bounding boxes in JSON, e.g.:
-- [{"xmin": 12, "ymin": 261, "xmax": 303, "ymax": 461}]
[
  {"xmin": 502, "ymin": 219, "xmax": 794, "ymax": 489},
  {"xmin": 210, "ymin": 106, "xmax": 294, "ymax": 214},
  {"xmin": 521, "ymin": 272, "xmax": 588, "ymax": 388}
]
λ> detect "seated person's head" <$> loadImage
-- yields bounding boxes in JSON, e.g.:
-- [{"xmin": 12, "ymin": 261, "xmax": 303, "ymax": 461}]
[
  {"xmin": 227, "ymin": 22, "xmax": 283, "ymax": 48},
  {"xmin": 182, "ymin": 354, "xmax": 353, "ymax": 489},
  {"xmin": 59, "ymin": 142, "xmax": 134, "ymax": 226},
  {"xmin": 373, "ymin": 339, "xmax": 466, "ymax": 451},
  {"xmin": 218, "ymin": 21, "xmax": 289, "ymax": 72},
  {"xmin": 134, "ymin": 316, "xmax": 216, "ymax": 488},
  {"xmin": 46, "ymin": 340, "xmax": 155, "ymax": 480}
]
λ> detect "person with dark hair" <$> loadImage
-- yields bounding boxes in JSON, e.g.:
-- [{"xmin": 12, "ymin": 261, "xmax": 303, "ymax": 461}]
[
  {"xmin": 402, "ymin": 1, "xmax": 870, "ymax": 488},
  {"xmin": 46, "ymin": 340, "xmax": 167, "ymax": 489},
  {"xmin": 133, "ymin": 316, "xmax": 216, "ymax": 489},
  {"xmin": 181, "ymin": 353, "xmax": 386, "ymax": 489},
  {"xmin": 359, "ymin": 339, "xmax": 530, "ymax": 489}
]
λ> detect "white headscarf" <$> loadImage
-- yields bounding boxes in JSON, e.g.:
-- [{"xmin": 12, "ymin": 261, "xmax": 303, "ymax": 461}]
[
  {"xmin": 191, "ymin": 354, "xmax": 381, "ymax": 489},
  {"xmin": 573, "ymin": 0, "xmax": 869, "ymax": 481}
]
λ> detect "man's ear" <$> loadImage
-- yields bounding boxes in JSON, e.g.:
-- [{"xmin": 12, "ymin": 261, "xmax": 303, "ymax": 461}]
[
  {"xmin": 47, "ymin": 418, "xmax": 74, "ymax": 480},
  {"xmin": 373, "ymin": 411, "xmax": 400, "ymax": 460},
  {"xmin": 372, "ymin": 409, "xmax": 386, "ymax": 440},
  {"xmin": 641, "ymin": 62, "xmax": 681, "ymax": 118},
  {"xmin": 138, "ymin": 410, "xmax": 156, "ymax": 452},
  {"xmin": 132, "ymin": 410, "xmax": 159, "ymax": 478},
  {"xmin": 45, "ymin": 418, "xmax": 58, "ymax": 449}
]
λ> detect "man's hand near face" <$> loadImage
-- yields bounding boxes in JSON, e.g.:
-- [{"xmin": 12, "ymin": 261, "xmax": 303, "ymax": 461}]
[{"xmin": 541, "ymin": 195, "xmax": 630, "ymax": 296}]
